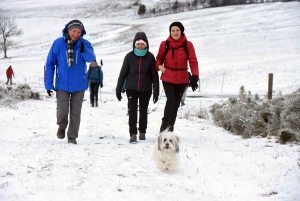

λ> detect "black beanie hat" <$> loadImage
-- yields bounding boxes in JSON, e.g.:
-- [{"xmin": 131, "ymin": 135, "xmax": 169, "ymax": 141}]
[
  {"xmin": 67, "ymin": 20, "xmax": 84, "ymax": 32},
  {"xmin": 169, "ymin": 22, "xmax": 184, "ymax": 33}
]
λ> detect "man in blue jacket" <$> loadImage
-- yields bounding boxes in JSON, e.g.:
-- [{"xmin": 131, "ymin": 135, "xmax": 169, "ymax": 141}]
[{"xmin": 44, "ymin": 19, "xmax": 96, "ymax": 144}]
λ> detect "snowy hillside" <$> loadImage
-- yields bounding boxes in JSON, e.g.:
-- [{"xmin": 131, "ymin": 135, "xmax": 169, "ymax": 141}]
[
  {"xmin": 0, "ymin": 1, "xmax": 300, "ymax": 201},
  {"xmin": 0, "ymin": 1, "xmax": 299, "ymax": 95}
]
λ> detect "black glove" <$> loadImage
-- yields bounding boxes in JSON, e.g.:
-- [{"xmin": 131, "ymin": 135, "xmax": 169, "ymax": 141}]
[
  {"xmin": 47, "ymin": 90, "xmax": 54, "ymax": 96},
  {"xmin": 121, "ymin": 88, "xmax": 126, "ymax": 93},
  {"xmin": 100, "ymin": 59, "xmax": 103, "ymax": 66},
  {"xmin": 189, "ymin": 75, "xmax": 199, "ymax": 92},
  {"xmin": 116, "ymin": 92, "xmax": 122, "ymax": 101},
  {"xmin": 80, "ymin": 43, "xmax": 84, "ymax": 53},
  {"xmin": 100, "ymin": 82, "xmax": 103, "ymax": 88},
  {"xmin": 153, "ymin": 94, "xmax": 158, "ymax": 104}
]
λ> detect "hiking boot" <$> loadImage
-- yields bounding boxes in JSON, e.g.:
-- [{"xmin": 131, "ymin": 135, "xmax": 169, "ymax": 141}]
[
  {"xmin": 68, "ymin": 137, "xmax": 77, "ymax": 144},
  {"xmin": 95, "ymin": 101, "xmax": 98, "ymax": 107},
  {"xmin": 129, "ymin": 135, "xmax": 137, "ymax": 143},
  {"xmin": 91, "ymin": 102, "xmax": 94, "ymax": 107},
  {"xmin": 57, "ymin": 128, "xmax": 65, "ymax": 139},
  {"xmin": 160, "ymin": 121, "xmax": 170, "ymax": 133},
  {"xmin": 139, "ymin": 133, "xmax": 146, "ymax": 140},
  {"xmin": 169, "ymin": 125, "xmax": 174, "ymax": 132}
]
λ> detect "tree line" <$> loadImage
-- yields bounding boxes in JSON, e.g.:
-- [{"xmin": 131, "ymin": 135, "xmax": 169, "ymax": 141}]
[{"xmin": 137, "ymin": 0, "xmax": 297, "ymax": 17}]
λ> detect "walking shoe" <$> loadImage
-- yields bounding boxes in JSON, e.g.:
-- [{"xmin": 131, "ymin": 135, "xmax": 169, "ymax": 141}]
[
  {"xmin": 95, "ymin": 101, "xmax": 98, "ymax": 107},
  {"xmin": 57, "ymin": 128, "xmax": 65, "ymax": 139},
  {"xmin": 139, "ymin": 133, "xmax": 146, "ymax": 140},
  {"xmin": 91, "ymin": 102, "xmax": 94, "ymax": 107},
  {"xmin": 160, "ymin": 121, "xmax": 170, "ymax": 133},
  {"xmin": 68, "ymin": 137, "xmax": 77, "ymax": 144},
  {"xmin": 169, "ymin": 126, "xmax": 174, "ymax": 132},
  {"xmin": 129, "ymin": 135, "xmax": 137, "ymax": 143}
]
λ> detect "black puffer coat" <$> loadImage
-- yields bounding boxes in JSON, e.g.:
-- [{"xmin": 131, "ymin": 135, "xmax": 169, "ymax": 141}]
[{"xmin": 116, "ymin": 32, "xmax": 159, "ymax": 95}]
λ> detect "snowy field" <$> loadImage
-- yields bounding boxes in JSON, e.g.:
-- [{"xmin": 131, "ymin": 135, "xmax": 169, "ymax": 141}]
[{"xmin": 0, "ymin": 1, "xmax": 300, "ymax": 201}]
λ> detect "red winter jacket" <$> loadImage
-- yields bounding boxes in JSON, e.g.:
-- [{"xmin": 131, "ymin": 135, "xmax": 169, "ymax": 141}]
[
  {"xmin": 155, "ymin": 34, "xmax": 199, "ymax": 84},
  {"xmin": 6, "ymin": 68, "xmax": 14, "ymax": 77}
]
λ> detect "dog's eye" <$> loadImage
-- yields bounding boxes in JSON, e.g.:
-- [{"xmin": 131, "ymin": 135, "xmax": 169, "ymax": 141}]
[
  {"xmin": 170, "ymin": 140, "xmax": 172, "ymax": 143},
  {"xmin": 163, "ymin": 139, "xmax": 167, "ymax": 142}
]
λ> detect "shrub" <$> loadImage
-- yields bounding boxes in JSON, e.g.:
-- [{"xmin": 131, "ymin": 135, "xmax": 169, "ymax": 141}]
[
  {"xmin": 180, "ymin": 104, "xmax": 209, "ymax": 120},
  {"xmin": 209, "ymin": 87, "xmax": 300, "ymax": 144},
  {"xmin": 0, "ymin": 84, "xmax": 41, "ymax": 108}
]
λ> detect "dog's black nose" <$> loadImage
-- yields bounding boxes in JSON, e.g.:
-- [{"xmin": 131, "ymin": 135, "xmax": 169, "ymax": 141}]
[{"xmin": 166, "ymin": 143, "xmax": 169, "ymax": 146}]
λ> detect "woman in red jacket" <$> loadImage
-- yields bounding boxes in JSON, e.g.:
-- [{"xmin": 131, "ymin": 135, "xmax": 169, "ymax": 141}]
[
  {"xmin": 156, "ymin": 22, "xmax": 199, "ymax": 132},
  {"xmin": 6, "ymin": 65, "xmax": 14, "ymax": 85}
]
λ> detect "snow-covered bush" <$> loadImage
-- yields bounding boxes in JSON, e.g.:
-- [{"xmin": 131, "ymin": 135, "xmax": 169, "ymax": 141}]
[
  {"xmin": 0, "ymin": 86, "xmax": 9, "ymax": 99},
  {"xmin": 209, "ymin": 87, "xmax": 300, "ymax": 144},
  {"xmin": 180, "ymin": 104, "xmax": 209, "ymax": 120},
  {"xmin": 0, "ymin": 84, "xmax": 40, "ymax": 108}
]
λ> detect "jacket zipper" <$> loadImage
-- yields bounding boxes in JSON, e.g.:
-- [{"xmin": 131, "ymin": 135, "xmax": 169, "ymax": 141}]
[
  {"xmin": 66, "ymin": 50, "xmax": 68, "ymax": 66},
  {"xmin": 138, "ymin": 57, "xmax": 141, "ymax": 91},
  {"xmin": 76, "ymin": 51, "xmax": 78, "ymax": 65}
]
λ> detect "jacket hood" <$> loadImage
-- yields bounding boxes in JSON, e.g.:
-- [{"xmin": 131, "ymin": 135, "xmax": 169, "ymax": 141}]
[
  {"xmin": 132, "ymin": 32, "xmax": 149, "ymax": 50},
  {"xmin": 89, "ymin": 64, "xmax": 100, "ymax": 68},
  {"xmin": 62, "ymin": 21, "xmax": 86, "ymax": 39}
]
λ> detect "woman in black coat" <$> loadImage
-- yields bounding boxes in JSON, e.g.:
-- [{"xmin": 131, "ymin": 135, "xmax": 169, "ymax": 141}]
[{"xmin": 116, "ymin": 32, "xmax": 159, "ymax": 143}]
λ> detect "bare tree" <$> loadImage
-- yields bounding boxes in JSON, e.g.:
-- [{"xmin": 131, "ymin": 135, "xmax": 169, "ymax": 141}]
[{"xmin": 0, "ymin": 11, "xmax": 23, "ymax": 58}]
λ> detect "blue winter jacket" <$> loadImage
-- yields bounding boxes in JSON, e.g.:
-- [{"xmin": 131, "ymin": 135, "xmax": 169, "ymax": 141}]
[
  {"xmin": 44, "ymin": 23, "xmax": 95, "ymax": 93},
  {"xmin": 87, "ymin": 65, "xmax": 103, "ymax": 84}
]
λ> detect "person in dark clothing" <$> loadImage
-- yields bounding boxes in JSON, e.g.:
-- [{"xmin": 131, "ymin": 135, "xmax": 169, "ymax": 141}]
[
  {"xmin": 6, "ymin": 66, "xmax": 14, "ymax": 85},
  {"xmin": 155, "ymin": 22, "xmax": 199, "ymax": 133},
  {"xmin": 87, "ymin": 60, "xmax": 103, "ymax": 107},
  {"xmin": 116, "ymin": 32, "xmax": 159, "ymax": 143}
]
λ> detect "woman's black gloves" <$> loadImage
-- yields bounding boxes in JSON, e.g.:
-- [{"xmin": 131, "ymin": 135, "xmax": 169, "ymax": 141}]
[
  {"xmin": 116, "ymin": 92, "xmax": 122, "ymax": 101},
  {"xmin": 189, "ymin": 75, "xmax": 199, "ymax": 92},
  {"xmin": 153, "ymin": 94, "xmax": 158, "ymax": 104}
]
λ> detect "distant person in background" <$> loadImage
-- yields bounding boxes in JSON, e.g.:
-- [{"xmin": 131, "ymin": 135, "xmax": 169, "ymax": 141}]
[
  {"xmin": 87, "ymin": 59, "xmax": 103, "ymax": 107},
  {"xmin": 44, "ymin": 19, "xmax": 96, "ymax": 144},
  {"xmin": 116, "ymin": 32, "xmax": 159, "ymax": 143},
  {"xmin": 6, "ymin": 65, "xmax": 14, "ymax": 85},
  {"xmin": 156, "ymin": 22, "xmax": 199, "ymax": 133}
]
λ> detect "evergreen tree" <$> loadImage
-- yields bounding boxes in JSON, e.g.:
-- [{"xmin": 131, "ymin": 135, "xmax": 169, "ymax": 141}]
[
  {"xmin": 172, "ymin": 0, "xmax": 179, "ymax": 11},
  {"xmin": 138, "ymin": 4, "xmax": 146, "ymax": 15},
  {"xmin": 192, "ymin": 0, "xmax": 198, "ymax": 9}
]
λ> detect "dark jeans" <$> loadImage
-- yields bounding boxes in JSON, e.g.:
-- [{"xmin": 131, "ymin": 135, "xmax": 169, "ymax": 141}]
[
  {"xmin": 162, "ymin": 81, "xmax": 187, "ymax": 126},
  {"xmin": 126, "ymin": 89, "xmax": 152, "ymax": 135},
  {"xmin": 56, "ymin": 90, "xmax": 85, "ymax": 139},
  {"xmin": 90, "ymin": 83, "xmax": 100, "ymax": 102}
]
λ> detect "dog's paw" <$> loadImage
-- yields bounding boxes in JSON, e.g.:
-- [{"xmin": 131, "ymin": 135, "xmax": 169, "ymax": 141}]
[{"xmin": 163, "ymin": 163, "xmax": 172, "ymax": 170}]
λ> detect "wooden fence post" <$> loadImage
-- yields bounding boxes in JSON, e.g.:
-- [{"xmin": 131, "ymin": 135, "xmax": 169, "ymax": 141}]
[{"xmin": 268, "ymin": 73, "xmax": 273, "ymax": 99}]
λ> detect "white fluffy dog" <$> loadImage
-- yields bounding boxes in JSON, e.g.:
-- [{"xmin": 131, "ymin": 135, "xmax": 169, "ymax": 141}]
[{"xmin": 152, "ymin": 130, "xmax": 180, "ymax": 171}]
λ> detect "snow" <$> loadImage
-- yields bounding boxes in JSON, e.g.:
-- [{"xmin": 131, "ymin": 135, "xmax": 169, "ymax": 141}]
[{"xmin": 0, "ymin": 1, "xmax": 300, "ymax": 201}]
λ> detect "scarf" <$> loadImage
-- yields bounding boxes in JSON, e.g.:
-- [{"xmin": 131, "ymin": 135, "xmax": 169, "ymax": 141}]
[
  {"xmin": 134, "ymin": 48, "xmax": 147, "ymax": 57},
  {"xmin": 67, "ymin": 38, "xmax": 74, "ymax": 66}
]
